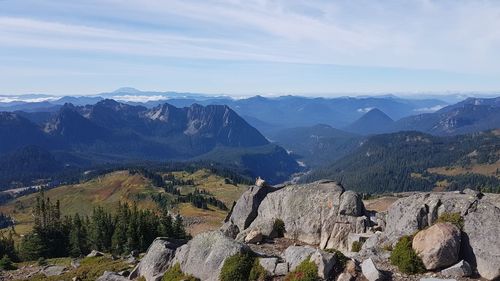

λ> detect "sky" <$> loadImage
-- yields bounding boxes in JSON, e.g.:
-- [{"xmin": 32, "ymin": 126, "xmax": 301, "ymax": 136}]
[{"xmin": 1, "ymin": 0, "xmax": 500, "ymax": 96}]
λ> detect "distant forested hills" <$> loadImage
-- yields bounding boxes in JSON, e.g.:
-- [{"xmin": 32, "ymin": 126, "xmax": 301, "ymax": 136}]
[{"xmin": 302, "ymin": 130, "xmax": 500, "ymax": 193}]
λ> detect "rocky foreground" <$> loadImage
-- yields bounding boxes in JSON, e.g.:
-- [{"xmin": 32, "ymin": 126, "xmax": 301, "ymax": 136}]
[{"xmin": 92, "ymin": 180, "xmax": 498, "ymax": 280}]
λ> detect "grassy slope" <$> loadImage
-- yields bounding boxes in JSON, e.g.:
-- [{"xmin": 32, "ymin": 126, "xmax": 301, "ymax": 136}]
[
  {"xmin": 0, "ymin": 169, "xmax": 248, "ymax": 237},
  {"xmin": 428, "ymin": 161, "xmax": 500, "ymax": 178},
  {"xmin": 169, "ymin": 169, "xmax": 248, "ymax": 235}
]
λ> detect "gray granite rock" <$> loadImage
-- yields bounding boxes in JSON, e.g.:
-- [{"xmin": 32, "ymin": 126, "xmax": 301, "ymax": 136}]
[
  {"xmin": 440, "ymin": 260, "xmax": 472, "ymax": 278},
  {"xmin": 361, "ymin": 258, "xmax": 382, "ymax": 281},
  {"xmin": 129, "ymin": 238, "xmax": 184, "ymax": 281},
  {"xmin": 171, "ymin": 231, "xmax": 249, "ymax": 281}
]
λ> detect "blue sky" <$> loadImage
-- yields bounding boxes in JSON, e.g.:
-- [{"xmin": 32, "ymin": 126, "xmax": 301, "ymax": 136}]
[{"xmin": 1, "ymin": 0, "xmax": 500, "ymax": 96}]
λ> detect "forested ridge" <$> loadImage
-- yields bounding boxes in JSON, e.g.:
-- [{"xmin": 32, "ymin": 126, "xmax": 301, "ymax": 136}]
[{"xmin": 302, "ymin": 130, "xmax": 500, "ymax": 193}]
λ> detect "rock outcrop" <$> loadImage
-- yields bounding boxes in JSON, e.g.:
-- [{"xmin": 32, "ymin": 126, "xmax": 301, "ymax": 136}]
[
  {"xmin": 232, "ymin": 180, "xmax": 368, "ymax": 251},
  {"xmin": 129, "ymin": 238, "xmax": 184, "ymax": 281},
  {"xmin": 383, "ymin": 191, "xmax": 500, "ymax": 280},
  {"xmin": 131, "ymin": 181, "xmax": 499, "ymax": 281},
  {"xmin": 462, "ymin": 197, "xmax": 500, "ymax": 280},
  {"xmin": 385, "ymin": 192, "xmax": 475, "ymax": 242},
  {"xmin": 412, "ymin": 223, "xmax": 461, "ymax": 270},
  {"xmin": 221, "ymin": 184, "xmax": 278, "ymax": 238},
  {"xmin": 171, "ymin": 231, "xmax": 249, "ymax": 281}
]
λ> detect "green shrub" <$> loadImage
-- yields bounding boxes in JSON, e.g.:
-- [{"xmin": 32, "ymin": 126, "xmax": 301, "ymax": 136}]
[
  {"xmin": 220, "ymin": 252, "xmax": 255, "ymax": 281},
  {"xmin": 162, "ymin": 263, "xmax": 199, "ymax": 281},
  {"xmin": 249, "ymin": 259, "xmax": 269, "ymax": 281},
  {"xmin": 0, "ymin": 255, "xmax": 16, "ymax": 270},
  {"xmin": 436, "ymin": 212, "xmax": 464, "ymax": 229},
  {"xmin": 284, "ymin": 259, "xmax": 319, "ymax": 281},
  {"xmin": 351, "ymin": 241, "xmax": 363, "ymax": 252},
  {"xmin": 390, "ymin": 236, "xmax": 425, "ymax": 274},
  {"xmin": 273, "ymin": 219, "xmax": 285, "ymax": 237},
  {"xmin": 324, "ymin": 249, "xmax": 348, "ymax": 272}
]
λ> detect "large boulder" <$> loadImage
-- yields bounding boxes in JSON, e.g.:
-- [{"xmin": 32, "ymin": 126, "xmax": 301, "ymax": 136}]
[
  {"xmin": 171, "ymin": 231, "xmax": 250, "ymax": 281},
  {"xmin": 462, "ymin": 198, "xmax": 500, "ymax": 280},
  {"xmin": 412, "ymin": 223, "xmax": 461, "ymax": 270},
  {"xmin": 129, "ymin": 238, "xmax": 184, "ymax": 281},
  {"xmin": 237, "ymin": 180, "xmax": 367, "ymax": 251},
  {"xmin": 221, "ymin": 185, "xmax": 278, "ymax": 238}
]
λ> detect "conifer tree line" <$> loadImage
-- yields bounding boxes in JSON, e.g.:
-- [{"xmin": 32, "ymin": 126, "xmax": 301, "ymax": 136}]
[
  {"xmin": 1, "ymin": 191, "xmax": 189, "ymax": 261},
  {"xmin": 134, "ymin": 168, "xmax": 229, "ymax": 211}
]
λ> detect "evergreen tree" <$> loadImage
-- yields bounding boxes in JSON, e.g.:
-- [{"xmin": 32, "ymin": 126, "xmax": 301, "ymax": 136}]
[{"xmin": 69, "ymin": 214, "xmax": 88, "ymax": 257}]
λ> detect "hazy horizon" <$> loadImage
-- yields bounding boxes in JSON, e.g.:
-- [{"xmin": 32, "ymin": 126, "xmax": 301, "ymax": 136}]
[{"xmin": 0, "ymin": 86, "xmax": 499, "ymax": 103}]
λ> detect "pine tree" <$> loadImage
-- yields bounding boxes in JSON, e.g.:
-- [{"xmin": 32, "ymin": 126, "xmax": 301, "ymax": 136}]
[
  {"xmin": 173, "ymin": 214, "xmax": 187, "ymax": 239},
  {"xmin": 69, "ymin": 214, "xmax": 87, "ymax": 257},
  {"xmin": 159, "ymin": 209, "xmax": 173, "ymax": 237}
]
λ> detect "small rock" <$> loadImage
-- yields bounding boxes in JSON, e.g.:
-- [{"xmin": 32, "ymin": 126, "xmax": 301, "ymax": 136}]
[
  {"xmin": 274, "ymin": 262, "xmax": 289, "ymax": 276},
  {"xmin": 87, "ymin": 250, "xmax": 104, "ymax": 257},
  {"xmin": 440, "ymin": 260, "xmax": 472, "ymax": 278},
  {"xmin": 72, "ymin": 277, "xmax": 81, "ymax": 281},
  {"xmin": 309, "ymin": 250, "xmax": 336, "ymax": 279},
  {"xmin": 255, "ymin": 177, "xmax": 267, "ymax": 187},
  {"xmin": 220, "ymin": 223, "xmax": 239, "ymax": 239},
  {"xmin": 117, "ymin": 270, "xmax": 129, "ymax": 277},
  {"xmin": 361, "ymin": 258, "xmax": 382, "ymax": 281},
  {"xmin": 337, "ymin": 272, "xmax": 354, "ymax": 281},
  {"xmin": 124, "ymin": 255, "xmax": 136, "ymax": 264},
  {"xmin": 420, "ymin": 278, "xmax": 457, "ymax": 281},
  {"xmin": 244, "ymin": 229, "xmax": 263, "ymax": 244},
  {"xmin": 283, "ymin": 245, "xmax": 316, "ymax": 271},
  {"xmin": 462, "ymin": 188, "xmax": 480, "ymax": 196},
  {"xmin": 413, "ymin": 223, "xmax": 461, "ymax": 270},
  {"xmin": 96, "ymin": 271, "xmax": 129, "ymax": 281},
  {"xmin": 41, "ymin": 265, "xmax": 67, "ymax": 277},
  {"xmin": 258, "ymin": 257, "xmax": 278, "ymax": 274},
  {"xmin": 71, "ymin": 259, "xmax": 80, "ymax": 269},
  {"xmin": 345, "ymin": 259, "xmax": 357, "ymax": 276}
]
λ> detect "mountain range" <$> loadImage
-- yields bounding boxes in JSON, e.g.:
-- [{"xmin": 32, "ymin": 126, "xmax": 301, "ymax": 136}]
[
  {"xmin": 0, "ymin": 100, "xmax": 300, "ymax": 188},
  {"xmin": 0, "ymin": 89, "xmax": 499, "ymax": 190},
  {"xmin": 0, "ymin": 88, "xmax": 452, "ymax": 132}
]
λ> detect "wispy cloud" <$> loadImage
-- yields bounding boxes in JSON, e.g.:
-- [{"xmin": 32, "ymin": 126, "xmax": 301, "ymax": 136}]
[{"xmin": 0, "ymin": 0, "xmax": 500, "ymax": 95}]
